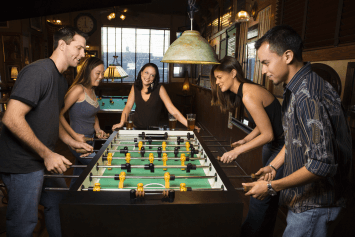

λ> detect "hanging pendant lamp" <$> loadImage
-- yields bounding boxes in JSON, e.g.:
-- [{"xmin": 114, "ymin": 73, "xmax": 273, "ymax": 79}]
[{"xmin": 161, "ymin": 0, "xmax": 219, "ymax": 65}]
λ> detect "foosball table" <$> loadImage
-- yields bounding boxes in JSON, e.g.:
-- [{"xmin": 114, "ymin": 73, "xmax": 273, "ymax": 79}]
[{"xmin": 59, "ymin": 130, "xmax": 244, "ymax": 237}]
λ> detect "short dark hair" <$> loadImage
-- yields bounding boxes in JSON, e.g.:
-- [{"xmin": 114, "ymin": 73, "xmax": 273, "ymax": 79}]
[
  {"xmin": 134, "ymin": 63, "xmax": 160, "ymax": 94},
  {"xmin": 255, "ymin": 25, "xmax": 303, "ymax": 62},
  {"xmin": 53, "ymin": 26, "xmax": 88, "ymax": 50}
]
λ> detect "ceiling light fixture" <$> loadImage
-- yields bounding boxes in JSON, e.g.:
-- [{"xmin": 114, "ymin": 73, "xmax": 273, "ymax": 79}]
[{"xmin": 161, "ymin": 0, "xmax": 219, "ymax": 65}]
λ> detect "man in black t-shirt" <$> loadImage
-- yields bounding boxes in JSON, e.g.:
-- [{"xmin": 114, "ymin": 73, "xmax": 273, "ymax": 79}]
[{"xmin": 0, "ymin": 26, "xmax": 93, "ymax": 237}]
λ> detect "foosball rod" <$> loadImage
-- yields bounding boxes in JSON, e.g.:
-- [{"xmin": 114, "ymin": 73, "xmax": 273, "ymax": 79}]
[
  {"xmin": 44, "ymin": 175, "xmax": 215, "ymax": 179},
  {"xmin": 105, "ymin": 157, "xmax": 205, "ymax": 160},
  {"xmin": 235, "ymin": 186, "xmax": 252, "ymax": 192},
  {"xmin": 88, "ymin": 175, "xmax": 216, "ymax": 179},
  {"xmin": 75, "ymin": 149, "xmax": 199, "ymax": 154},
  {"xmin": 95, "ymin": 165, "xmax": 209, "ymax": 169},
  {"xmin": 112, "ymin": 138, "xmax": 197, "ymax": 142},
  {"xmin": 111, "ymin": 143, "xmax": 196, "ymax": 148}
]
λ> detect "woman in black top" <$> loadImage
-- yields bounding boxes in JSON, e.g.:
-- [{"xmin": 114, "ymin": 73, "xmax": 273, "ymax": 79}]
[
  {"xmin": 112, "ymin": 63, "xmax": 199, "ymax": 131},
  {"xmin": 210, "ymin": 56, "xmax": 284, "ymax": 237}
]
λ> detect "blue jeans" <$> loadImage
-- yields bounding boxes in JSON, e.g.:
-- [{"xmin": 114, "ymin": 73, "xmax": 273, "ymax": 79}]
[
  {"xmin": 69, "ymin": 134, "xmax": 95, "ymax": 188},
  {"xmin": 283, "ymin": 207, "xmax": 343, "ymax": 237},
  {"xmin": 1, "ymin": 169, "xmax": 67, "ymax": 237},
  {"xmin": 241, "ymin": 137, "xmax": 285, "ymax": 237}
]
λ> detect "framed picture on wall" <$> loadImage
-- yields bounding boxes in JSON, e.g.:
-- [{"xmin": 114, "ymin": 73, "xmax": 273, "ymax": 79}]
[
  {"xmin": 30, "ymin": 17, "xmax": 42, "ymax": 32},
  {"xmin": 0, "ymin": 21, "xmax": 9, "ymax": 28},
  {"xmin": 2, "ymin": 34, "xmax": 22, "ymax": 63}
]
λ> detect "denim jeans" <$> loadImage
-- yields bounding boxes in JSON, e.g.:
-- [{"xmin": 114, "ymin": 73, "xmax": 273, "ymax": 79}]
[
  {"xmin": 241, "ymin": 137, "xmax": 285, "ymax": 237},
  {"xmin": 1, "ymin": 169, "xmax": 67, "ymax": 237},
  {"xmin": 69, "ymin": 134, "xmax": 95, "ymax": 188},
  {"xmin": 283, "ymin": 207, "xmax": 343, "ymax": 237}
]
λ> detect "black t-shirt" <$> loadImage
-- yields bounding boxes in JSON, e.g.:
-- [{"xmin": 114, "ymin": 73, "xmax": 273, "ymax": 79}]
[{"xmin": 0, "ymin": 58, "xmax": 68, "ymax": 173}]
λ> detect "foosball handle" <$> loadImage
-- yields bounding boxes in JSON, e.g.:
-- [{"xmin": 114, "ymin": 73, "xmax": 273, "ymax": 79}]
[
  {"xmin": 83, "ymin": 137, "xmax": 94, "ymax": 142},
  {"xmin": 76, "ymin": 148, "xmax": 90, "ymax": 154},
  {"xmin": 243, "ymin": 185, "xmax": 252, "ymax": 192}
]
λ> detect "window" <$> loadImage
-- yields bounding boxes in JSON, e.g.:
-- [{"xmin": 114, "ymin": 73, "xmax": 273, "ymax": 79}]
[
  {"xmin": 245, "ymin": 42, "xmax": 256, "ymax": 81},
  {"xmin": 101, "ymin": 27, "xmax": 170, "ymax": 83}
]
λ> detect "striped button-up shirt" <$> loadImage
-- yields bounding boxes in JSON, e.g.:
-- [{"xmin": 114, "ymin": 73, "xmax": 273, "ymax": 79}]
[{"xmin": 281, "ymin": 62, "xmax": 352, "ymax": 213}]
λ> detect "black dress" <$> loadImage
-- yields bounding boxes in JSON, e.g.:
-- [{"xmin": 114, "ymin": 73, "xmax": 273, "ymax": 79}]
[{"xmin": 132, "ymin": 84, "xmax": 163, "ymax": 129}]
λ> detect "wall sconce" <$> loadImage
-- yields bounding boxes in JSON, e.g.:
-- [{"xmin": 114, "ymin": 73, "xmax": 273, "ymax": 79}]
[
  {"xmin": 236, "ymin": 10, "xmax": 250, "ymax": 22},
  {"xmin": 11, "ymin": 67, "xmax": 18, "ymax": 81},
  {"xmin": 46, "ymin": 18, "xmax": 62, "ymax": 25},
  {"xmin": 120, "ymin": 14, "xmax": 126, "ymax": 20},
  {"xmin": 182, "ymin": 71, "xmax": 190, "ymax": 94}
]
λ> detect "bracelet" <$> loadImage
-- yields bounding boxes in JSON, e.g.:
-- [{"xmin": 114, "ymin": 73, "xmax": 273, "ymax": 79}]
[{"xmin": 269, "ymin": 164, "xmax": 277, "ymax": 172}]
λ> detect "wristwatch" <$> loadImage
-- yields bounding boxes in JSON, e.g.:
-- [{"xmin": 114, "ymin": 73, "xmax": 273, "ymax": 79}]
[{"xmin": 267, "ymin": 181, "xmax": 277, "ymax": 196}]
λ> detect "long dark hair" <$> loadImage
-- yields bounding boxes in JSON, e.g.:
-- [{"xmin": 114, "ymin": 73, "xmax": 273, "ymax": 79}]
[
  {"xmin": 134, "ymin": 63, "xmax": 160, "ymax": 94},
  {"xmin": 210, "ymin": 56, "xmax": 255, "ymax": 112},
  {"xmin": 67, "ymin": 57, "xmax": 104, "ymax": 95}
]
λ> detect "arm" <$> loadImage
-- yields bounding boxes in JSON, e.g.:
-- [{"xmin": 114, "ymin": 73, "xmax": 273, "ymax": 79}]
[
  {"xmin": 159, "ymin": 85, "xmax": 188, "ymax": 127},
  {"xmin": 243, "ymin": 166, "xmax": 321, "ymax": 200},
  {"xmin": 244, "ymin": 96, "xmax": 336, "ymax": 200},
  {"xmin": 94, "ymin": 115, "xmax": 107, "ymax": 138},
  {"xmin": 220, "ymin": 92, "xmax": 273, "ymax": 163},
  {"xmin": 59, "ymin": 121, "xmax": 93, "ymax": 152},
  {"xmin": 59, "ymin": 85, "xmax": 85, "ymax": 142},
  {"xmin": 232, "ymin": 126, "xmax": 261, "ymax": 146},
  {"xmin": 112, "ymin": 85, "xmax": 135, "ymax": 130},
  {"xmin": 2, "ymin": 99, "xmax": 72, "ymax": 174}
]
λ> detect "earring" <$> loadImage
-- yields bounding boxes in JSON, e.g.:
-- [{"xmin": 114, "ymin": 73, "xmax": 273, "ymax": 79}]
[{"xmin": 151, "ymin": 83, "xmax": 154, "ymax": 89}]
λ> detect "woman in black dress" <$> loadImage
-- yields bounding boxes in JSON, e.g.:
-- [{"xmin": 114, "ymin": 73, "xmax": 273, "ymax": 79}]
[{"xmin": 112, "ymin": 63, "xmax": 199, "ymax": 131}]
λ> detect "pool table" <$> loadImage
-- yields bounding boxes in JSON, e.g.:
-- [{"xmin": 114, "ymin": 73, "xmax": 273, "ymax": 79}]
[{"xmin": 97, "ymin": 96, "xmax": 136, "ymax": 132}]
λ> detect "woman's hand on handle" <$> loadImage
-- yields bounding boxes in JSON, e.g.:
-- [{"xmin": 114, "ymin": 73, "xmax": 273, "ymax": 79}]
[{"xmin": 112, "ymin": 122, "xmax": 124, "ymax": 131}]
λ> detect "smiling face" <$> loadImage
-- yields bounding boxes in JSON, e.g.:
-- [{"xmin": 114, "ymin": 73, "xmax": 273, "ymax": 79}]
[
  {"xmin": 213, "ymin": 69, "xmax": 236, "ymax": 92},
  {"xmin": 140, "ymin": 66, "xmax": 156, "ymax": 87},
  {"xmin": 257, "ymin": 42, "xmax": 289, "ymax": 85},
  {"xmin": 90, "ymin": 64, "xmax": 105, "ymax": 87},
  {"xmin": 63, "ymin": 34, "xmax": 86, "ymax": 68}
]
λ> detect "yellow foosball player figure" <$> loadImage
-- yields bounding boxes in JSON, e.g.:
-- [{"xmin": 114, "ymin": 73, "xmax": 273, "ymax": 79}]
[
  {"xmin": 93, "ymin": 183, "xmax": 101, "ymax": 191},
  {"xmin": 162, "ymin": 141, "xmax": 167, "ymax": 151},
  {"xmin": 118, "ymin": 171, "xmax": 126, "ymax": 189},
  {"xmin": 138, "ymin": 141, "xmax": 143, "ymax": 151},
  {"xmin": 180, "ymin": 183, "xmax": 187, "ymax": 192},
  {"xmin": 107, "ymin": 152, "xmax": 113, "ymax": 170},
  {"xmin": 137, "ymin": 183, "xmax": 144, "ymax": 197},
  {"xmin": 185, "ymin": 142, "xmax": 190, "ymax": 151},
  {"xmin": 149, "ymin": 153, "xmax": 154, "ymax": 164},
  {"xmin": 162, "ymin": 153, "xmax": 168, "ymax": 171},
  {"xmin": 164, "ymin": 172, "xmax": 170, "ymax": 188},
  {"xmin": 125, "ymin": 153, "xmax": 131, "ymax": 164},
  {"xmin": 180, "ymin": 153, "xmax": 186, "ymax": 171}
]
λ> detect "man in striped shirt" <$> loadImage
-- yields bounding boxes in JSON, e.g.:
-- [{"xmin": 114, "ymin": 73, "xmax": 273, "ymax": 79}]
[{"xmin": 243, "ymin": 25, "xmax": 352, "ymax": 237}]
